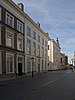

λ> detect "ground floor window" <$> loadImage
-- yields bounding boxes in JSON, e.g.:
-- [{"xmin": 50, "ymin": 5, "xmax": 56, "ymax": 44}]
[
  {"xmin": 27, "ymin": 57, "xmax": 31, "ymax": 72},
  {"xmin": 38, "ymin": 59, "xmax": 40, "ymax": 72},
  {"xmin": 6, "ymin": 53, "xmax": 14, "ymax": 73},
  {"xmin": 42, "ymin": 60, "xmax": 44, "ymax": 71},
  {"xmin": 45, "ymin": 60, "xmax": 47, "ymax": 70},
  {"xmin": 33, "ymin": 58, "xmax": 36, "ymax": 71}
]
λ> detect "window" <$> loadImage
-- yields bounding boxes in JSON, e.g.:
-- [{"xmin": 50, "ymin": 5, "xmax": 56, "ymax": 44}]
[
  {"xmin": 42, "ymin": 47, "xmax": 44, "ymax": 58},
  {"xmin": 42, "ymin": 60, "xmax": 44, "ymax": 71},
  {"xmin": 27, "ymin": 39, "xmax": 31, "ymax": 54},
  {"xmin": 45, "ymin": 41, "xmax": 47, "ymax": 47},
  {"xmin": 33, "ymin": 58, "xmax": 36, "ymax": 71},
  {"xmin": 27, "ymin": 57, "xmax": 31, "ymax": 72},
  {"xmin": 45, "ymin": 49, "xmax": 47, "ymax": 58},
  {"xmin": 27, "ymin": 26, "xmax": 31, "ymax": 37},
  {"xmin": 42, "ymin": 38, "xmax": 44, "ymax": 45},
  {"xmin": 0, "ymin": 25, "xmax": 1, "ymax": 45},
  {"xmin": 38, "ymin": 35, "xmax": 40, "ymax": 42},
  {"xmin": 17, "ymin": 35, "xmax": 23, "ymax": 51},
  {"xmin": 17, "ymin": 20, "xmax": 23, "ymax": 33},
  {"xmin": 6, "ymin": 54, "xmax": 14, "ymax": 73},
  {"xmin": 48, "ymin": 45, "xmax": 49, "ymax": 50},
  {"xmin": 6, "ymin": 12, "xmax": 14, "ymax": 27},
  {"xmin": 6, "ymin": 30, "xmax": 14, "ymax": 48},
  {"xmin": 33, "ymin": 42, "xmax": 36, "ymax": 56},
  {"xmin": 0, "ymin": 8, "xmax": 1, "ymax": 21},
  {"xmin": 37, "ymin": 44, "xmax": 40, "ymax": 56},
  {"xmin": 33, "ymin": 31, "xmax": 36, "ymax": 40}
]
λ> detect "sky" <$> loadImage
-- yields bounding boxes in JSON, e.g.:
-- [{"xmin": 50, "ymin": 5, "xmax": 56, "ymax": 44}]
[{"xmin": 13, "ymin": 0, "xmax": 75, "ymax": 62}]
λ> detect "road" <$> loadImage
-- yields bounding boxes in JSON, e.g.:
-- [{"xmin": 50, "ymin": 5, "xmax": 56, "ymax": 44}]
[{"xmin": 0, "ymin": 70, "xmax": 75, "ymax": 100}]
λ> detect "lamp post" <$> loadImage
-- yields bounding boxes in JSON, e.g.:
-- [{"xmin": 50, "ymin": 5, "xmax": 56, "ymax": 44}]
[{"xmin": 31, "ymin": 57, "xmax": 34, "ymax": 77}]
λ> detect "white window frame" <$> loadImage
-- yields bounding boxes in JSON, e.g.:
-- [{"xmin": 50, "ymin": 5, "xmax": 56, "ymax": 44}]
[
  {"xmin": 27, "ymin": 39, "xmax": 31, "ymax": 54},
  {"xmin": 6, "ymin": 29, "xmax": 14, "ymax": 48},
  {"xmin": 6, "ymin": 53, "xmax": 14, "ymax": 74},
  {"xmin": 42, "ymin": 47, "xmax": 44, "ymax": 58},
  {"xmin": 33, "ymin": 42, "xmax": 36, "ymax": 56},
  {"xmin": 38, "ymin": 35, "xmax": 40, "ymax": 42},
  {"xmin": 45, "ymin": 41, "xmax": 47, "ymax": 47},
  {"xmin": 27, "ymin": 26, "xmax": 31, "ymax": 37},
  {"xmin": 17, "ymin": 34, "xmax": 23, "ymax": 51},
  {"xmin": 6, "ymin": 12, "xmax": 14, "ymax": 28},
  {"xmin": 42, "ymin": 38, "xmax": 44, "ymax": 45},
  {"xmin": 33, "ymin": 31, "xmax": 36, "ymax": 40},
  {"xmin": 17, "ymin": 20, "xmax": 23, "ymax": 33},
  {"xmin": 27, "ymin": 56, "xmax": 31, "ymax": 72},
  {"xmin": 37, "ymin": 44, "xmax": 40, "ymax": 56},
  {"xmin": 0, "ymin": 7, "xmax": 1, "ymax": 21}
]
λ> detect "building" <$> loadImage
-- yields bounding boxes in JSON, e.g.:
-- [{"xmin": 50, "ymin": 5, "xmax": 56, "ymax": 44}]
[
  {"xmin": 48, "ymin": 37, "xmax": 61, "ymax": 70},
  {"xmin": 25, "ymin": 14, "xmax": 48, "ymax": 74},
  {"xmin": 60, "ymin": 53, "xmax": 66, "ymax": 69},
  {"xmin": 71, "ymin": 51, "xmax": 75, "ymax": 66},
  {"xmin": 0, "ymin": 0, "xmax": 25, "ymax": 76},
  {"xmin": 0, "ymin": 0, "xmax": 49, "ymax": 77}
]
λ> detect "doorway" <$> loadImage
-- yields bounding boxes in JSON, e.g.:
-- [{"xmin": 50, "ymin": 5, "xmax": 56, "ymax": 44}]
[{"xmin": 18, "ymin": 63, "xmax": 22, "ymax": 76}]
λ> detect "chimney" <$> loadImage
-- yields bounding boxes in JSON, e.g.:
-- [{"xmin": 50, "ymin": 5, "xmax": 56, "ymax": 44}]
[
  {"xmin": 37, "ymin": 22, "xmax": 40, "ymax": 27},
  {"xmin": 17, "ymin": 3, "xmax": 24, "ymax": 11}
]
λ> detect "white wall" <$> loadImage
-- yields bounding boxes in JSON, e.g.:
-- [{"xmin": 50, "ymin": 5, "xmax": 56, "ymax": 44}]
[{"xmin": 25, "ymin": 18, "xmax": 48, "ymax": 73}]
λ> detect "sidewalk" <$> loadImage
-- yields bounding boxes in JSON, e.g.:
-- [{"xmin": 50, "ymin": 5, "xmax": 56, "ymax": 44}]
[
  {"xmin": 0, "ymin": 72, "xmax": 46, "ymax": 86},
  {"xmin": 0, "ymin": 70, "xmax": 70, "ymax": 87},
  {"xmin": 0, "ymin": 74, "xmax": 26, "ymax": 86}
]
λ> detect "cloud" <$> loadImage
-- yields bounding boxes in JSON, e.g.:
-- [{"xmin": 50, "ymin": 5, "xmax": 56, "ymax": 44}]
[{"xmin": 13, "ymin": 0, "xmax": 75, "ymax": 62}]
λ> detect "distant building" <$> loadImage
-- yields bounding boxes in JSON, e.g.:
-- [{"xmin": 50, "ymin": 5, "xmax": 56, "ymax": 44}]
[
  {"xmin": 60, "ymin": 53, "xmax": 68, "ymax": 69},
  {"xmin": 48, "ymin": 37, "xmax": 61, "ymax": 70},
  {"xmin": 71, "ymin": 51, "xmax": 75, "ymax": 66}
]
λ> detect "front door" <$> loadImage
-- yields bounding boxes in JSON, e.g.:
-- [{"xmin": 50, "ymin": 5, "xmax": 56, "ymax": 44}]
[{"xmin": 18, "ymin": 63, "xmax": 22, "ymax": 76}]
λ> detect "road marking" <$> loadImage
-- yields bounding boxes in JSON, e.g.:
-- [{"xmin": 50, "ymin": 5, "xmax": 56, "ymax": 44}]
[{"xmin": 41, "ymin": 71, "xmax": 71, "ymax": 88}]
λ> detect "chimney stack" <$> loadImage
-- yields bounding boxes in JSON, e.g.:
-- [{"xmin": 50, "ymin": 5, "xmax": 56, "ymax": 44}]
[
  {"xmin": 37, "ymin": 22, "xmax": 40, "ymax": 27},
  {"xmin": 17, "ymin": 3, "xmax": 24, "ymax": 11}
]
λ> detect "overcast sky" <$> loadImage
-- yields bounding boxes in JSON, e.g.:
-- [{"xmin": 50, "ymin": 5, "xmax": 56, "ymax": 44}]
[{"xmin": 13, "ymin": 0, "xmax": 75, "ymax": 62}]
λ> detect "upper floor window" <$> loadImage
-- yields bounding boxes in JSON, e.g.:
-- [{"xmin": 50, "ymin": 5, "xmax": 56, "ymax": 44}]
[
  {"xmin": 45, "ymin": 49, "xmax": 47, "ymax": 59},
  {"xmin": 33, "ymin": 31, "xmax": 36, "ymax": 40},
  {"xmin": 33, "ymin": 42, "xmax": 36, "ymax": 56},
  {"xmin": 17, "ymin": 20, "xmax": 23, "ymax": 33},
  {"xmin": 0, "ymin": 8, "xmax": 1, "ymax": 21},
  {"xmin": 6, "ymin": 30, "xmax": 14, "ymax": 48},
  {"xmin": 42, "ymin": 47, "xmax": 44, "ymax": 58},
  {"xmin": 17, "ymin": 35, "xmax": 23, "ymax": 51},
  {"xmin": 6, "ymin": 12, "xmax": 14, "ymax": 27},
  {"xmin": 27, "ymin": 39, "xmax": 31, "ymax": 54},
  {"xmin": 27, "ymin": 26, "xmax": 31, "ymax": 37},
  {"xmin": 37, "ymin": 44, "xmax": 40, "ymax": 57},
  {"xmin": 38, "ymin": 35, "xmax": 40, "ymax": 42},
  {"xmin": 42, "ymin": 38, "xmax": 44, "ymax": 45},
  {"xmin": 45, "ymin": 41, "xmax": 47, "ymax": 47}
]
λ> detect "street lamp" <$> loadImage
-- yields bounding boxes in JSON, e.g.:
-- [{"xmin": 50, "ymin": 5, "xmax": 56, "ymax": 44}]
[{"xmin": 31, "ymin": 57, "xmax": 34, "ymax": 77}]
